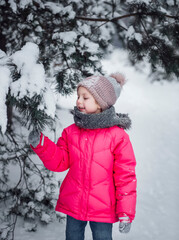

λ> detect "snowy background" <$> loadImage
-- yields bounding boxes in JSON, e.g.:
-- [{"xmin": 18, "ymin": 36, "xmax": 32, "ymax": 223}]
[{"xmin": 14, "ymin": 49, "xmax": 179, "ymax": 240}]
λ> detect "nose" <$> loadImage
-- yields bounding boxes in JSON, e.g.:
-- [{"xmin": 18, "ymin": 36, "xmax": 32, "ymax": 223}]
[
  {"xmin": 77, "ymin": 98, "xmax": 80, "ymax": 104},
  {"xmin": 77, "ymin": 96, "xmax": 82, "ymax": 106}
]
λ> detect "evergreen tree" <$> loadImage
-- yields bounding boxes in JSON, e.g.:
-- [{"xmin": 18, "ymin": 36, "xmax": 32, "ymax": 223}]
[{"xmin": 0, "ymin": 0, "xmax": 178, "ymax": 239}]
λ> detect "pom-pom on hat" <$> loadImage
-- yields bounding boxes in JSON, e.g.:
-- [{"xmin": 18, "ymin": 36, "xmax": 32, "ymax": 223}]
[{"xmin": 77, "ymin": 73, "xmax": 126, "ymax": 110}]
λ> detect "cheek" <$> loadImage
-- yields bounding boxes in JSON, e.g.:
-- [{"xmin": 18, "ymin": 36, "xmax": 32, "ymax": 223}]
[{"xmin": 89, "ymin": 100, "xmax": 98, "ymax": 109}]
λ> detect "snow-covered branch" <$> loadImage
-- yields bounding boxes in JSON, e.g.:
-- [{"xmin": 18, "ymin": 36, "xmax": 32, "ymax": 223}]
[{"xmin": 76, "ymin": 12, "xmax": 178, "ymax": 23}]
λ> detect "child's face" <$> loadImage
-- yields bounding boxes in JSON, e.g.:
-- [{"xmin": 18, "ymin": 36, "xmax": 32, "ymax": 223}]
[{"xmin": 76, "ymin": 87, "xmax": 101, "ymax": 114}]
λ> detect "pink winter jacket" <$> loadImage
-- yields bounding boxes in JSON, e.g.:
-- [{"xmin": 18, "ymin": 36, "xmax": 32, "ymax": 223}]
[{"xmin": 31, "ymin": 123, "xmax": 137, "ymax": 223}]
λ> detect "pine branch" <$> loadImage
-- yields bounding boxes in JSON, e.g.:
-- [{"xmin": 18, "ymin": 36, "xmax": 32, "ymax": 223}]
[
  {"xmin": 140, "ymin": 19, "xmax": 174, "ymax": 66},
  {"xmin": 75, "ymin": 12, "xmax": 178, "ymax": 22},
  {"xmin": 11, "ymin": 207, "xmax": 18, "ymax": 240}
]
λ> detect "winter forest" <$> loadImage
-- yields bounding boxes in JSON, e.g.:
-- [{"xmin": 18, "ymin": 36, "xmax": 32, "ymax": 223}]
[{"xmin": 0, "ymin": 0, "xmax": 178, "ymax": 240}]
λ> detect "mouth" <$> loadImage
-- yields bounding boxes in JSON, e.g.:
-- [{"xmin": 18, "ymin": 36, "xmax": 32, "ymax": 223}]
[{"xmin": 78, "ymin": 107, "xmax": 85, "ymax": 112}]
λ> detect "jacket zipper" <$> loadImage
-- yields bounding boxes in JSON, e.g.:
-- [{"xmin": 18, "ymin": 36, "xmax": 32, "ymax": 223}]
[{"xmin": 85, "ymin": 130, "xmax": 98, "ymax": 219}]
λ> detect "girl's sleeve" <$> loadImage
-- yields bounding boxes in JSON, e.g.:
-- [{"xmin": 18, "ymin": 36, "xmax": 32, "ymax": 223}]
[
  {"xmin": 113, "ymin": 131, "xmax": 137, "ymax": 222},
  {"xmin": 31, "ymin": 129, "xmax": 70, "ymax": 172}
]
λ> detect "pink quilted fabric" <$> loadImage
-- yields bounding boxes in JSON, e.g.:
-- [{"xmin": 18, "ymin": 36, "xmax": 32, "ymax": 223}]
[{"xmin": 31, "ymin": 123, "xmax": 137, "ymax": 223}]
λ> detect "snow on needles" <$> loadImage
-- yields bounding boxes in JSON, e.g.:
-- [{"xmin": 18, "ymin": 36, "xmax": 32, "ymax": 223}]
[
  {"xmin": 126, "ymin": 26, "xmax": 143, "ymax": 44},
  {"xmin": 11, "ymin": 42, "xmax": 56, "ymax": 119},
  {"xmin": 58, "ymin": 31, "xmax": 77, "ymax": 43},
  {"xmin": 8, "ymin": 0, "xmax": 33, "ymax": 13},
  {"xmin": 79, "ymin": 36, "xmax": 99, "ymax": 55},
  {"xmin": 0, "ymin": 42, "xmax": 56, "ymax": 134},
  {"xmin": 0, "ymin": 66, "xmax": 12, "ymax": 134},
  {"xmin": 11, "ymin": 42, "xmax": 45, "ymax": 99},
  {"xmin": 45, "ymin": 2, "xmax": 75, "ymax": 19}
]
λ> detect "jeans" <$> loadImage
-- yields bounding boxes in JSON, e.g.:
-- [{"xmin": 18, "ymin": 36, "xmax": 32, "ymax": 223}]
[{"xmin": 66, "ymin": 215, "xmax": 113, "ymax": 240}]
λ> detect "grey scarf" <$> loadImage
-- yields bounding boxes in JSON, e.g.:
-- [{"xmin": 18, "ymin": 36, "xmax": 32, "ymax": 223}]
[{"xmin": 72, "ymin": 106, "xmax": 131, "ymax": 130}]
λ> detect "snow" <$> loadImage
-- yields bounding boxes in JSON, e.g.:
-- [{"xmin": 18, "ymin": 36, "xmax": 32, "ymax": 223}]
[
  {"xmin": 35, "ymin": 26, "xmax": 43, "ymax": 32},
  {"xmin": 92, "ymin": 5, "xmax": 104, "ymax": 15},
  {"xmin": 8, "ymin": 0, "xmax": 34, "ymax": 12},
  {"xmin": 166, "ymin": 0, "xmax": 175, "ymax": 5},
  {"xmin": 27, "ymin": 13, "xmax": 33, "ymax": 21},
  {"xmin": 10, "ymin": 42, "xmax": 56, "ymax": 119},
  {"xmin": 62, "ymin": 6, "xmax": 76, "ymax": 19},
  {"xmin": 99, "ymin": 24, "xmax": 115, "ymax": 41},
  {"xmin": 45, "ymin": 2, "xmax": 62, "ymax": 14},
  {"xmin": 126, "ymin": 26, "xmax": 143, "ymax": 44},
  {"xmin": 10, "ymin": 63, "xmax": 45, "ymax": 99},
  {"xmin": 8, "ymin": 0, "xmax": 17, "ymax": 13},
  {"xmin": 35, "ymin": 191, "xmax": 45, "ymax": 202},
  {"xmin": 19, "ymin": 0, "xmax": 32, "ymax": 9},
  {"xmin": 11, "ymin": 42, "xmax": 46, "ymax": 99},
  {"xmin": 64, "ymin": 46, "xmax": 76, "ymax": 55},
  {"xmin": 45, "ymin": 2, "xmax": 75, "ymax": 18},
  {"xmin": 0, "ymin": 66, "xmax": 12, "ymax": 134},
  {"xmin": 24, "ymin": 222, "xmax": 37, "ymax": 232},
  {"xmin": 12, "ymin": 42, "xmax": 39, "ymax": 72},
  {"xmin": 38, "ymin": 86, "xmax": 56, "ymax": 119},
  {"xmin": 0, "ymin": 50, "xmax": 7, "ymax": 63},
  {"xmin": 58, "ymin": 31, "xmax": 77, "ymax": 43},
  {"xmin": 13, "ymin": 49, "xmax": 179, "ymax": 239},
  {"xmin": 78, "ymin": 22, "xmax": 91, "ymax": 35},
  {"xmin": 79, "ymin": 36, "xmax": 99, "ymax": 54},
  {"xmin": 41, "ymin": 213, "xmax": 51, "ymax": 223}
]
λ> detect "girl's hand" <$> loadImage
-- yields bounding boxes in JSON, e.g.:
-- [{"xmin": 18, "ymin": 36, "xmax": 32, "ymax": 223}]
[
  {"xmin": 28, "ymin": 129, "xmax": 41, "ymax": 148},
  {"xmin": 119, "ymin": 214, "xmax": 131, "ymax": 233},
  {"xmin": 119, "ymin": 222, "xmax": 131, "ymax": 233}
]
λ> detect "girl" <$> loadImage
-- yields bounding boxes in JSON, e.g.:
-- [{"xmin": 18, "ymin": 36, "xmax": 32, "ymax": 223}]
[{"xmin": 29, "ymin": 73, "xmax": 137, "ymax": 240}]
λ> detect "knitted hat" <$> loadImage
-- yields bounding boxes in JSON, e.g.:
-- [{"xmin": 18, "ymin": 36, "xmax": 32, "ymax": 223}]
[{"xmin": 77, "ymin": 73, "xmax": 126, "ymax": 110}]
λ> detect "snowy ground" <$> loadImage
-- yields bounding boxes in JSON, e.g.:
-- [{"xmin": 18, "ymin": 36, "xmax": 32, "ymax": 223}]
[{"xmin": 15, "ymin": 50, "xmax": 179, "ymax": 240}]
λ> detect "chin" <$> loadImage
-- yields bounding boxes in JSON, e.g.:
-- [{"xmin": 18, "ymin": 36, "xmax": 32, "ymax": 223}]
[{"xmin": 79, "ymin": 109, "xmax": 86, "ymax": 113}]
